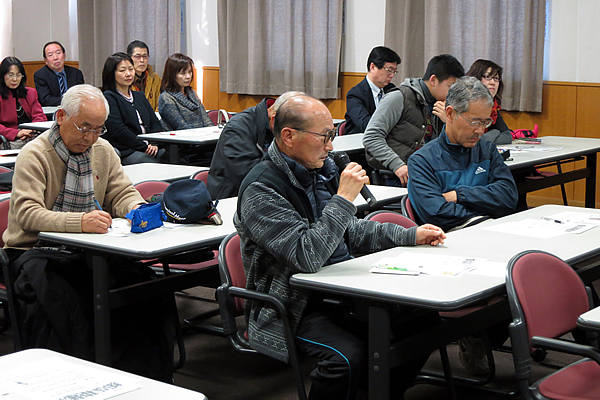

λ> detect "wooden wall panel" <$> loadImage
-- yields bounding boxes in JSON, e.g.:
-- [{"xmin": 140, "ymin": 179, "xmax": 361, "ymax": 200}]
[{"xmin": 573, "ymin": 86, "xmax": 600, "ymax": 206}]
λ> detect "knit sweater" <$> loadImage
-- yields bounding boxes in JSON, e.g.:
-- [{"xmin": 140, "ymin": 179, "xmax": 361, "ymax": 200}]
[
  {"xmin": 3, "ymin": 126, "xmax": 145, "ymax": 249},
  {"xmin": 157, "ymin": 89, "xmax": 213, "ymax": 130},
  {"xmin": 235, "ymin": 142, "xmax": 417, "ymax": 362}
]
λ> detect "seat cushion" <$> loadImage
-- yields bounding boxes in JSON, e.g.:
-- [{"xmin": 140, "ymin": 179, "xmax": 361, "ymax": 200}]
[{"xmin": 538, "ymin": 359, "xmax": 600, "ymax": 400}]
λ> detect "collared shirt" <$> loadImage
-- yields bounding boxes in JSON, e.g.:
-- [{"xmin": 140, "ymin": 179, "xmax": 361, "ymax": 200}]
[{"xmin": 366, "ymin": 75, "xmax": 384, "ymax": 108}]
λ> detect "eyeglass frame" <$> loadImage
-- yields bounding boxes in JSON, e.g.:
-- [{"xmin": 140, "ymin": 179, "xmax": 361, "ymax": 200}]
[
  {"xmin": 131, "ymin": 54, "xmax": 149, "ymax": 60},
  {"xmin": 457, "ymin": 112, "xmax": 494, "ymax": 129},
  {"xmin": 5, "ymin": 73, "xmax": 23, "ymax": 80},
  {"xmin": 64, "ymin": 110, "xmax": 107, "ymax": 136},
  {"xmin": 290, "ymin": 127, "xmax": 336, "ymax": 144},
  {"xmin": 482, "ymin": 73, "xmax": 501, "ymax": 83},
  {"xmin": 382, "ymin": 66, "xmax": 398, "ymax": 76}
]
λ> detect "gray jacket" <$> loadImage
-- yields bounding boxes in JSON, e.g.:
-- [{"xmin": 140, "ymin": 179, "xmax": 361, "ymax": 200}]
[{"xmin": 363, "ymin": 78, "xmax": 443, "ymax": 172}]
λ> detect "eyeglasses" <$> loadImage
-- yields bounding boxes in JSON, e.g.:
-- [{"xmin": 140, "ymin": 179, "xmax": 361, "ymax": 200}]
[
  {"xmin": 382, "ymin": 66, "xmax": 398, "ymax": 76},
  {"xmin": 482, "ymin": 73, "xmax": 501, "ymax": 82},
  {"xmin": 292, "ymin": 128, "xmax": 336, "ymax": 144},
  {"xmin": 6, "ymin": 73, "xmax": 22, "ymax": 80},
  {"xmin": 65, "ymin": 111, "xmax": 106, "ymax": 136},
  {"xmin": 458, "ymin": 113, "xmax": 493, "ymax": 129},
  {"xmin": 132, "ymin": 54, "xmax": 149, "ymax": 60}
]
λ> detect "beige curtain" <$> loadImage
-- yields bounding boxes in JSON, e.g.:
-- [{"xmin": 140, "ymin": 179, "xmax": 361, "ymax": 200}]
[
  {"xmin": 385, "ymin": 0, "xmax": 545, "ymax": 112},
  {"xmin": 77, "ymin": 0, "xmax": 181, "ymax": 87},
  {"xmin": 218, "ymin": 0, "xmax": 344, "ymax": 99}
]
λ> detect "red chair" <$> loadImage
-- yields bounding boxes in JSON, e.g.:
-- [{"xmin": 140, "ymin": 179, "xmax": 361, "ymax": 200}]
[
  {"xmin": 401, "ymin": 195, "xmax": 419, "ymax": 224},
  {"xmin": 507, "ymin": 250, "xmax": 600, "ymax": 399},
  {"xmin": 336, "ymin": 121, "xmax": 347, "ymax": 136},
  {"xmin": 133, "ymin": 180, "xmax": 170, "ymax": 201},
  {"xmin": 208, "ymin": 109, "xmax": 232, "ymax": 127},
  {"xmin": 216, "ymin": 232, "xmax": 307, "ymax": 400},
  {"xmin": 364, "ymin": 210, "xmax": 417, "ymax": 229},
  {"xmin": 191, "ymin": 170, "xmax": 209, "ymax": 185}
]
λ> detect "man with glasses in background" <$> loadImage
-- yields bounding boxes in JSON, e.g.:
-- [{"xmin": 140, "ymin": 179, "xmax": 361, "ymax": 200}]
[
  {"xmin": 344, "ymin": 46, "xmax": 401, "ymax": 135},
  {"xmin": 407, "ymin": 76, "xmax": 518, "ymax": 232},
  {"xmin": 3, "ymin": 84, "xmax": 176, "ymax": 382},
  {"xmin": 127, "ymin": 40, "xmax": 161, "ymax": 111},
  {"xmin": 364, "ymin": 54, "xmax": 464, "ymax": 187},
  {"xmin": 34, "ymin": 41, "xmax": 85, "ymax": 106},
  {"xmin": 235, "ymin": 92, "xmax": 446, "ymax": 399}
]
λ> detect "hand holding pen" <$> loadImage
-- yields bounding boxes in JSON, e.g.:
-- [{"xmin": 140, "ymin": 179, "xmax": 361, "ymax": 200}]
[{"xmin": 81, "ymin": 196, "xmax": 113, "ymax": 234}]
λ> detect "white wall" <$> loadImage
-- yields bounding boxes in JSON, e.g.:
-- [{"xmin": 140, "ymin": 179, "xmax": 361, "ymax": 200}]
[
  {"xmin": 543, "ymin": 0, "xmax": 600, "ymax": 82},
  {"xmin": 341, "ymin": 0, "xmax": 386, "ymax": 73},
  {"xmin": 12, "ymin": 0, "xmax": 76, "ymax": 62}
]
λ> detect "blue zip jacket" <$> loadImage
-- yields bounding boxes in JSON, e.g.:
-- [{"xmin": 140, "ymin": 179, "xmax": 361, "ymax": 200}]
[{"xmin": 407, "ymin": 128, "xmax": 518, "ymax": 231}]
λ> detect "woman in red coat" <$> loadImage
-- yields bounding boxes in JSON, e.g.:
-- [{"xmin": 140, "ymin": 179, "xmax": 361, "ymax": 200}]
[{"xmin": 0, "ymin": 57, "xmax": 47, "ymax": 149}]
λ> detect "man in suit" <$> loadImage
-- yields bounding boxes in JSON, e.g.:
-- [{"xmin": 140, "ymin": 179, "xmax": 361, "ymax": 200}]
[
  {"xmin": 34, "ymin": 41, "xmax": 85, "ymax": 106},
  {"xmin": 343, "ymin": 46, "xmax": 401, "ymax": 135}
]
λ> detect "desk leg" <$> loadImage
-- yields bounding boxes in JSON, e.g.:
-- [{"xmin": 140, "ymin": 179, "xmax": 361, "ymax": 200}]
[
  {"xmin": 169, "ymin": 144, "xmax": 179, "ymax": 164},
  {"xmin": 369, "ymin": 305, "xmax": 390, "ymax": 400},
  {"xmin": 89, "ymin": 251, "xmax": 111, "ymax": 366},
  {"xmin": 586, "ymin": 153, "xmax": 597, "ymax": 208}
]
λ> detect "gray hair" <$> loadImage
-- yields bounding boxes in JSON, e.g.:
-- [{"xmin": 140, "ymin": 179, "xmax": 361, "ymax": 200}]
[
  {"xmin": 273, "ymin": 92, "xmax": 318, "ymax": 138},
  {"xmin": 445, "ymin": 76, "xmax": 493, "ymax": 113},
  {"xmin": 60, "ymin": 84, "xmax": 110, "ymax": 120}
]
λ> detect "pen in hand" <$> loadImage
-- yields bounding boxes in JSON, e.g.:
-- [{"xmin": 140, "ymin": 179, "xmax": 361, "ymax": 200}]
[{"xmin": 93, "ymin": 196, "xmax": 112, "ymax": 229}]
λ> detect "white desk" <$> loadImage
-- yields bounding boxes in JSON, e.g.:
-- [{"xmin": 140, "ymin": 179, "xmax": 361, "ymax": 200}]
[
  {"xmin": 42, "ymin": 106, "xmax": 58, "ymax": 119},
  {"xmin": 0, "ymin": 349, "xmax": 207, "ymax": 400},
  {"xmin": 38, "ymin": 197, "xmax": 239, "ymax": 365},
  {"xmin": 0, "ymin": 149, "xmax": 19, "ymax": 167},
  {"xmin": 501, "ymin": 136, "xmax": 600, "ymax": 207},
  {"xmin": 18, "ymin": 120, "xmax": 54, "ymax": 131},
  {"xmin": 578, "ymin": 307, "xmax": 600, "ymax": 331},
  {"xmin": 332, "ymin": 133, "xmax": 364, "ymax": 155},
  {"xmin": 290, "ymin": 205, "xmax": 600, "ymax": 399},
  {"xmin": 123, "ymin": 163, "xmax": 207, "ymax": 184},
  {"xmin": 142, "ymin": 126, "xmax": 223, "ymax": 163}
]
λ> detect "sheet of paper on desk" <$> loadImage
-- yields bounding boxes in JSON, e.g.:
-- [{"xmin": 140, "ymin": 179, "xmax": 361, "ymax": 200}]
[
  {"xmin": 547, "ymin": 211, "xmax": 600, "ymax": 226},
  {"xmin": 499, "ymin": 145, "xmax": 563, "ymax": 153},
  {"xmin": 106, "ymin": 218, "xmax": 133, "ymax": 237},
  {"xmin": 482, "ymin": 218, "xmax": 596, "ymax": 238},
  {"xmin": 0, "ymin": 357, "xmax": 140, "ymax": 400},
  {"xmin": 371, "ymin": 253, "xmax": 490, "ymax": 277}
]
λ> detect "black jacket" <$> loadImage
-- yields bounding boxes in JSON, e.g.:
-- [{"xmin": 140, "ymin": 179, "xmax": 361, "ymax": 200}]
[
  {"xmin": 344, "ymin": 77, "xmax": 395, "ymax": 135},
  {"xmin": 103, "ymin": 90, "xmax": 163, "ymax": 158},
  {"xmin": 208, "ymin": 98, "xmax": 275, "ymax": 199},
  {"xmin": 33, "ymin": 65, "xmax": 85, "ymax": 106}
]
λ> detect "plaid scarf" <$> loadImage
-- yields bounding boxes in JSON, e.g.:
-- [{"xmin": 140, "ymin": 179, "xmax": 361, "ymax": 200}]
[{"xmin": 48, "ymin": 124, "xmax": 96, "ymax": 213}]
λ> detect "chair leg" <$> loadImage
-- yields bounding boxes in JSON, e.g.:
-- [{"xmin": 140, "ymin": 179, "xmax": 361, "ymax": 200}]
[{"xmin": 439, "ymin": 346, "xmax": 457, "ymax": 400}]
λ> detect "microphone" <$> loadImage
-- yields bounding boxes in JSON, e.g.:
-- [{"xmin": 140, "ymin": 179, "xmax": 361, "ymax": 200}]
[{"xmin": 331, "ymin": 151, "xmax": 377, "ymax": 207}]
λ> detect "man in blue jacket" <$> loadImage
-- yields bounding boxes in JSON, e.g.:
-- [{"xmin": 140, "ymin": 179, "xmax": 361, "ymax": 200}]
[{"xmin": 408, "ymin": 76, "xmax": 518, "ymax": 232}]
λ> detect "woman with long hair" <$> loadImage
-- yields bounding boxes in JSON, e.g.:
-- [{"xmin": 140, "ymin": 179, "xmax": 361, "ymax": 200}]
[
  {"xmin": 101, "ymin": 52, "xmax": 164, "ymax": 165},
  {"xmin": 0, "ymin": 56, "xmax": 47, "ymax": 149},
  {"xmin": 158, "ymin": 53, "xmax": 212, "ymax": 130}
]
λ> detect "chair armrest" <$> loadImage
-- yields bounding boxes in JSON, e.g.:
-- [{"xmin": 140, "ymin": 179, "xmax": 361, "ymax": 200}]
[
  {"xmin": 0, "ymin": 136, "xmax": 10, "ymax": 151},
  {"xmin": 531, "ymin": 336, "xmax": 600, "ymax": 364}
]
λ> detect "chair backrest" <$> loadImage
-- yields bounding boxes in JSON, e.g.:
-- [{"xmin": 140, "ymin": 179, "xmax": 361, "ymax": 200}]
[
  {"xmin": 191, "ymin": 170, "xmax": 209, "ymax": 185},
  {"xmin": 507, "ymin": 250, "xmax": 590, "ymax": 349},
  {"xmin": 364, "ymin": 210, "xmax": 417, "ymax": 229},
  {"xmin": 0, "ymin": 197, "xmax": 10, "ymax": 247},
  {"xmin": 337, "ymin": 121, "xmax": 347, "ymax": 136},
  {"xmin": 218, "ymin": 232, "xmax": 246, "ymax": 314},
  {"xmin": 401, "ymin": 195, "xmax": 418, "ymax": 223},
  {"xmin": 134, "ymin": 180, "xmax": 170, "ymax": 201},
  {"xmin": 0, "ymin": 166, "xmax": 12, "ymax": 174}
]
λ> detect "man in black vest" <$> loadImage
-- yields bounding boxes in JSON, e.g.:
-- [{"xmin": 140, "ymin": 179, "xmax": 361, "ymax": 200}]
[
  {"xmin": 344, "ymin": 46, "xmax": 400, "ymax": 135},
  {"xmin": 34, "ymin": 41, "xmax": 85, "ymax": 106},
  {"xmin": 235, "ymin": 92, "xmax": 446, "ymax": 399},
  {"xmin": 363, "ymin": 54, "xmax": 464, "ymax": 186}
]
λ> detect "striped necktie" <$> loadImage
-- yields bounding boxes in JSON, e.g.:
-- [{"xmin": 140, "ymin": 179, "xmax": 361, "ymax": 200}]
[
  {"xmin": 377, "ymin": 89, "xmax": 383, "ymax": 103},
  {"xmin": 58, "ymin": 72, "xmax": 67, "ymax": 95}
]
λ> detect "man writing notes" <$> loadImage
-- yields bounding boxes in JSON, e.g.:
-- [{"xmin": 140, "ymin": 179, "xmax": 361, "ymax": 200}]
[{"xmin": 235, "ymin": 91, "xmax": 446, "ymax": 399}]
